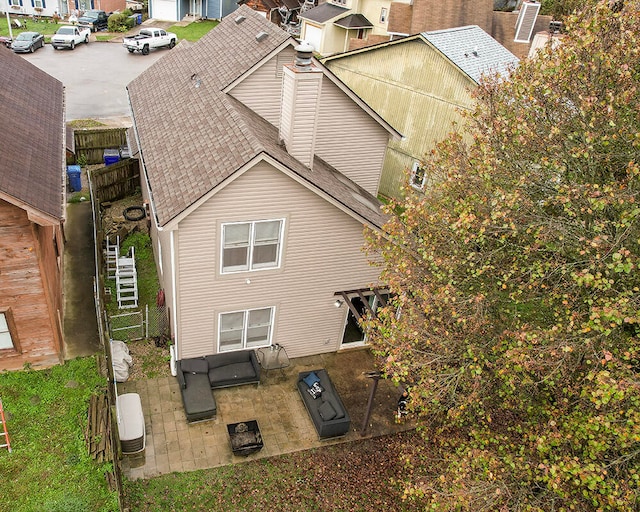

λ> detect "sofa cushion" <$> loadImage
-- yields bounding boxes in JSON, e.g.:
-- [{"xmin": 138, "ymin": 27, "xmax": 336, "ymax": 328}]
[
  {"xmin": 303, "ymin": 371, "xmax": 321, "ymax": 388},
  {"xmin": 209, "ymin": 362, "xmax": 256, "ymax": 385},
  {"xmin": 323, "ymin": 395, "xmax": 345, "ymax": 420},
  {"xmin": 206, "ymin": 351, "xmax": 250, "ymax": 369},
  {"xmin": 181, "ymin": 358, "xmax": 209, "ymax": 374},
  {"xmin": 181, "ymin": 372, "xmax": 216, "ymax": 418},
  {"xmin": 318, "ymin": 400, "xmax": 337, "ymax": 421}
]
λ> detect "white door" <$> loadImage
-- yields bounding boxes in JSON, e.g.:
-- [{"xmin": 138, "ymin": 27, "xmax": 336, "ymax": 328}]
[{"xmin": 151, "ymin": 0, "xmax": 178, "ymax": 21}]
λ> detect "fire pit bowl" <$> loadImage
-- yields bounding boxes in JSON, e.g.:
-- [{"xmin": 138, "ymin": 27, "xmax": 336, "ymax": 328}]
[{"xmin": 227, "ymin": 420, "xmax": 263, "ymax": 456}]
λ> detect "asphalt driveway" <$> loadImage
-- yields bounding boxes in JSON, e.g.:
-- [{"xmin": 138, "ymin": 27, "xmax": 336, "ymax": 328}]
[{"xmin": 19, "ymin": 38, "xmax": 167, "ymax": 120}]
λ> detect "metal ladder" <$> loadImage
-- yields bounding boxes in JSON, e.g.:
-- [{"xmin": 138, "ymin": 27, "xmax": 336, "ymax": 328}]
[
  {"xmin": 116, "ymin": 246, "xmax": 138, "ymax": 309},
  {"xmin": 0, "ymin": 398, "xmax": 11, "ymax": 453},
  {"xmin": 105, "ymin": 236, "xmax": 120, "ymax": 280}
]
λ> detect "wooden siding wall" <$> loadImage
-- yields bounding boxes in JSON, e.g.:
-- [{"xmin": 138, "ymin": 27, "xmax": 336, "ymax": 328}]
[
  {"xmin": 315, "ymin": 78, "xmax": 389, "ymax": 196},
  {"xmin": 228, "ymin": 47, "xmax": 297, "ymax": 128},
  {"xmin": 173, "ymin": 162, "xmax": 381, "ymax": 359},
  {"xmin": 0, "ymin": 200, "xmax": 62, "ymax": 370},
  {"xmin": 74, "ymin": 128, "xmax": 128, "ymax": 165},
  {"xmin": 325, "ymin": 40, "xmax": 476, "ymax": 199},
  {"xmin": 34, "ymin": 223, "xmax": 64, "ymax": 356},
  {"xmin": 90, "ymin": 159, "xmax": 141, "ymax": 205}
]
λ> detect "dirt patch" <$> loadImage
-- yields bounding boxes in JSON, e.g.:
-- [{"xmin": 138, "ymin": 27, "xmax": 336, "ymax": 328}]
[
  {"xmin": 99, "ymin": 192, "xmax": 149, "ymax": 242},
  {"xmin": 126, "ymin": 338, "xmax": 171, "ymax": 381}
]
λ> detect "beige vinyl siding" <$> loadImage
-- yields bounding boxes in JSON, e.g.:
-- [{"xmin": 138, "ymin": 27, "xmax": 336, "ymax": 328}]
[
  {"xmin": 325, "ymin": 39, "xmax": 476, "ymax": 199},
  {"xmin": 315, "ymin": 78, "xmax": 389, "ymax": 196},
  {"xmin": 280, "ymin": 68, "xmax": 322, "ymax": 168},
  {"xmin": 228, "ymin": 47, "xmax": 296, "ymax": 128},
  {"xmin": 173, "ymin": 160, "xmax": 380, "ymax": 359}
]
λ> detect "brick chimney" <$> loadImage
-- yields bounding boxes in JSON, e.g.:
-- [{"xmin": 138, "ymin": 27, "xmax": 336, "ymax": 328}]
[{"xmin": 279, "ymin": 41, "xmax": 323, "ymax": 170}]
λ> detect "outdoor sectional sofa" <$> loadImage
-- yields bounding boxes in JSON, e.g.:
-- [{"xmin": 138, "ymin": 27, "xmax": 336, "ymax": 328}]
[
  {"xmin": 177, "ymin": 349, "xmax": 261, "ymax": 422},
  {"xmin": 297, "ymin": 369, "xmax": 351, "ymax": 439}
]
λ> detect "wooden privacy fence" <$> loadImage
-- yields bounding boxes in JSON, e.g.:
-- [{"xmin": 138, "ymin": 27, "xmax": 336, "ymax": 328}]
[
  {"xmin": 75, "ymin": 128, "xmax": 128, "ymax": 165},
  {"xmin": 90, "ymin": 159, "xmax": 141, "ymax": 205}
]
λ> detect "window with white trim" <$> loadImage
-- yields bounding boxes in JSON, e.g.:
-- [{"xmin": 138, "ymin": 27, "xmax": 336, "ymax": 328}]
[
  {"xmin": 218, "ymin": 307, "xmax": 274, "ymax": 352},
  {"xmin": 9, "ymin": 0, "xmax": 20, "ymax": 6},
  {"xmin": 221, "ymin": 219, "xmax": 283, "ymax": 273},
  {"xmin": 380, "ymin": 7, "xmax": 388, "ymax": 23},
  {"xmin": 410, "ymin": 161, "xmax": 427, "ymax": 190},
  {"xmin": 33, "ymin": 0, "xmax": 44, "ymax": 8},
  {"xmin": 0, "ymin": 310, "xmax": 20, "ymax": 352}
]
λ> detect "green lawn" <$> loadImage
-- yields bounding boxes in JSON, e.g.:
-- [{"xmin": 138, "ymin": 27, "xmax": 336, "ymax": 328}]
[
  {"xmin": 0, "ymin": 17, "xmax": 219, "ymax": 43},
  {"xmin": 0, "ymin": 358, "xmax": 118, "ymax": 511},
  {"xmin": 0, "ymin": 17, "xmax": 62, "ymax": 38},
  {"xmin": 166, "ymin": 19, "xmax": 218, "ymax": 41}
]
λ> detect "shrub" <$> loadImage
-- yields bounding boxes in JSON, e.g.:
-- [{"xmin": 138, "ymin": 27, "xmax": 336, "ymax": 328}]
[{"xmin": 107, "ymin": 12, "xmax": 134, "ymax": 32}]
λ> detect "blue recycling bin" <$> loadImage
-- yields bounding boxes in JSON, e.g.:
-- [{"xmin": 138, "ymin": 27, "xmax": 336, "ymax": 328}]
[
  {"xmin": 103, "ymin": 149, "xmax": 121, "ymax": 166},
  {"xmin": 67, "ymin": 165, "xmax": 82, "ymax": 192},
  {"xmin": 136, "ymin": 13, "xmax": 142, "ymax": 24}
]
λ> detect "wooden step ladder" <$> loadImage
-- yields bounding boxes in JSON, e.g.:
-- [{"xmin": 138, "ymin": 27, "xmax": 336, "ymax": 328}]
[
  {"xmin": 116, "ymin": 246, "xmax": 138, "ymax": 309},
  {"xmin": 0, "ymin": 398, "xmax": 11, "ymax": 453}
]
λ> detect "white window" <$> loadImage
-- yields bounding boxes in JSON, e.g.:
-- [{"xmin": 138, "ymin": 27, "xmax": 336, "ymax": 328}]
[
  {"xmin": 410, "ymin": 161, "xmax": 427, "ymax": 190},
  {"xmin": 221, "ymin": 219, "xmax": 283, "ymax": 273},
  {"xmin": 9, "ymin": 0, "xmax": 20, "ymax": 6},
  {"xmin": 34, "ymin": 0, "xmax": 43, "ymax": 8},
  {"xmin": 380, "ymin": 7, "xmax": 387, "ymax": 23},
  {"xmin": 0, "ymin": 311, "xmax": 19, "ymax": 352},
  {"xmin": 218, "ymin": 307, "xmax": 274, "ymax": 352}
]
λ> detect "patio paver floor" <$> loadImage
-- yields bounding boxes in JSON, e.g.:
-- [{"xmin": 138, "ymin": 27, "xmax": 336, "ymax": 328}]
[{"xmin": 119, "ymin": 348, "xmax": 415, "ymax": 480}]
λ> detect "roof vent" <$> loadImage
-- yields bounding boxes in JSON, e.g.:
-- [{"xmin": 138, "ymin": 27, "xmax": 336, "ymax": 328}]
[
  {"xmin": 255, "ymin": 31, "xmax": 269, "ymax": 42},
  {"xmin": 235, "ymin": 15, "xmax": 246, "ymax": 24},
  {"xmin": 294, "ymin": 40, "xmax": 314, "ymax": 69}
]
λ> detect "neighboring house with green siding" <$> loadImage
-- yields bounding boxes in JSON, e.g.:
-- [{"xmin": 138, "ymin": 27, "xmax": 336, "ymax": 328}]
[{"xmin": 323, "ymin": 26, "xmax": 519, "ymax": 199}]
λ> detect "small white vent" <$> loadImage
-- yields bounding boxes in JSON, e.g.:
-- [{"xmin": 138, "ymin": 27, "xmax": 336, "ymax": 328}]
[
  {"xmin": 514, "ymin": 1, "xmax": 541, "ymax": 43},
  {"xmin": 235, "ymin": 15, "xmax": 246, "ymax": 24},
  {"xmin": 256, "ymin": 31, "xmax": 269, "ymax": 42}
]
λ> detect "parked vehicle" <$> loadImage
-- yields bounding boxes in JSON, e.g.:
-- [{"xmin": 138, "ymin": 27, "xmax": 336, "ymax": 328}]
[
  {"xmin": 51, "ymin": 25, "xmax": 90, "ymax": 50},
  {"xmin": 78, "ymin": 10, "xmax": 109, "ymax": 32},
  {"xmin": 123, "ymin": 28, "xmax": 177, "ymax": 55},
  {"xmin": 0, "ymin": 36, "xmax": 12, "ymax": 48},
  {"xmin": 11, "ymin": 31, "xmax": 44, "ymax": 53}
]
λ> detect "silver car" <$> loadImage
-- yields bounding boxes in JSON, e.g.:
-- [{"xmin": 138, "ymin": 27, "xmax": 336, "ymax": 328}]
[{"xmin": 11, "ymin": 32, "xmax": 45, "ymax": 53}]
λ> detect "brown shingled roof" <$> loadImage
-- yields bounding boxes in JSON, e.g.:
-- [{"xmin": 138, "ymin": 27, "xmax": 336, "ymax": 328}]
[
  {"xmin": 0, "ymin": 51, "xmax": 65, "ymax": 221},
  {"xmin": 128, "ymin": 5, "xmax": 389, "ymax": 229}
]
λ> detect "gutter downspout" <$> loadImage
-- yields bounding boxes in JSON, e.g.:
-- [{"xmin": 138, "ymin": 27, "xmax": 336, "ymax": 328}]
[{"xmin": 170, "ymin": 230, "xmax": 178, "ymax": 358}]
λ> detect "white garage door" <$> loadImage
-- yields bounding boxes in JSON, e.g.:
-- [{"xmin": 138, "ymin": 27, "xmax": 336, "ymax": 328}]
[
  {"xmin": 303, "ymin": 24, "xmax": 322, "ymax": 52},
  {"xmin": 151, "ymin": 0, "xmax": 178, "ymax": 21}
]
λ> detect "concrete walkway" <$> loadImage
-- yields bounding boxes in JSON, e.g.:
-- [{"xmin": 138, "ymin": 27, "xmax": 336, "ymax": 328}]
[
  {"xmin": 119, "ymin": 349, "xmax": 414, "ymax": 480},
  {"xmin": 63, "ymin": 200, "xmax": 101, "ymax": 360}
]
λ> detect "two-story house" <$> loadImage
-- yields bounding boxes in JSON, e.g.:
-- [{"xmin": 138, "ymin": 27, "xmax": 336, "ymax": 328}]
[
  {"xmin": 127, "ymin": 6, "xmax": 401, "ymax": 361},
  {"xmin": 0, "ymin": 51, "xmax": 66, "ymax": 371},
  {"xmin": 300, "ymin": 0, "xmax": 552, "ymax": 58},
  {"xmin": 323, "ymin": 25, "xmax": 519, "ymax": 199}
]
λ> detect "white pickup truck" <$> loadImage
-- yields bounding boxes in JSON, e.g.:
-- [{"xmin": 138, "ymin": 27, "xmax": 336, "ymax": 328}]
[
  {"xmin": 123, "ymin": 28, "xmax": 177, "ymax": 55},
  {"xmin": 51, "ymin": 25, "xmax": 91, "ymax": 50}
]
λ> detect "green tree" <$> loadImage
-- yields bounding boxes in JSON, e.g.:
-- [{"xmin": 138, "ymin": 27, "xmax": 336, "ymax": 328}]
[{"xmin": 365, "ymin": 1, "xmax": 640, "ymax": 510}]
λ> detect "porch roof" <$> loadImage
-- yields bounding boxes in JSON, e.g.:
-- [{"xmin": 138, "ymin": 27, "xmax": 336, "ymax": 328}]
[{"xmin": 334, "ymin": 13, "xmax": 373, "ymax": 29}]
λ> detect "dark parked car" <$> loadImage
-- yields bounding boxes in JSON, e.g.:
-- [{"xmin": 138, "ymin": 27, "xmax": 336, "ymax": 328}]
[
  {"xmin": 77, "ymin": 10, "xmax": 109, "ymax": 32},
  {"xmin": 11, "ymin": 32, "xmax": 44, "ymax": 53}
]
